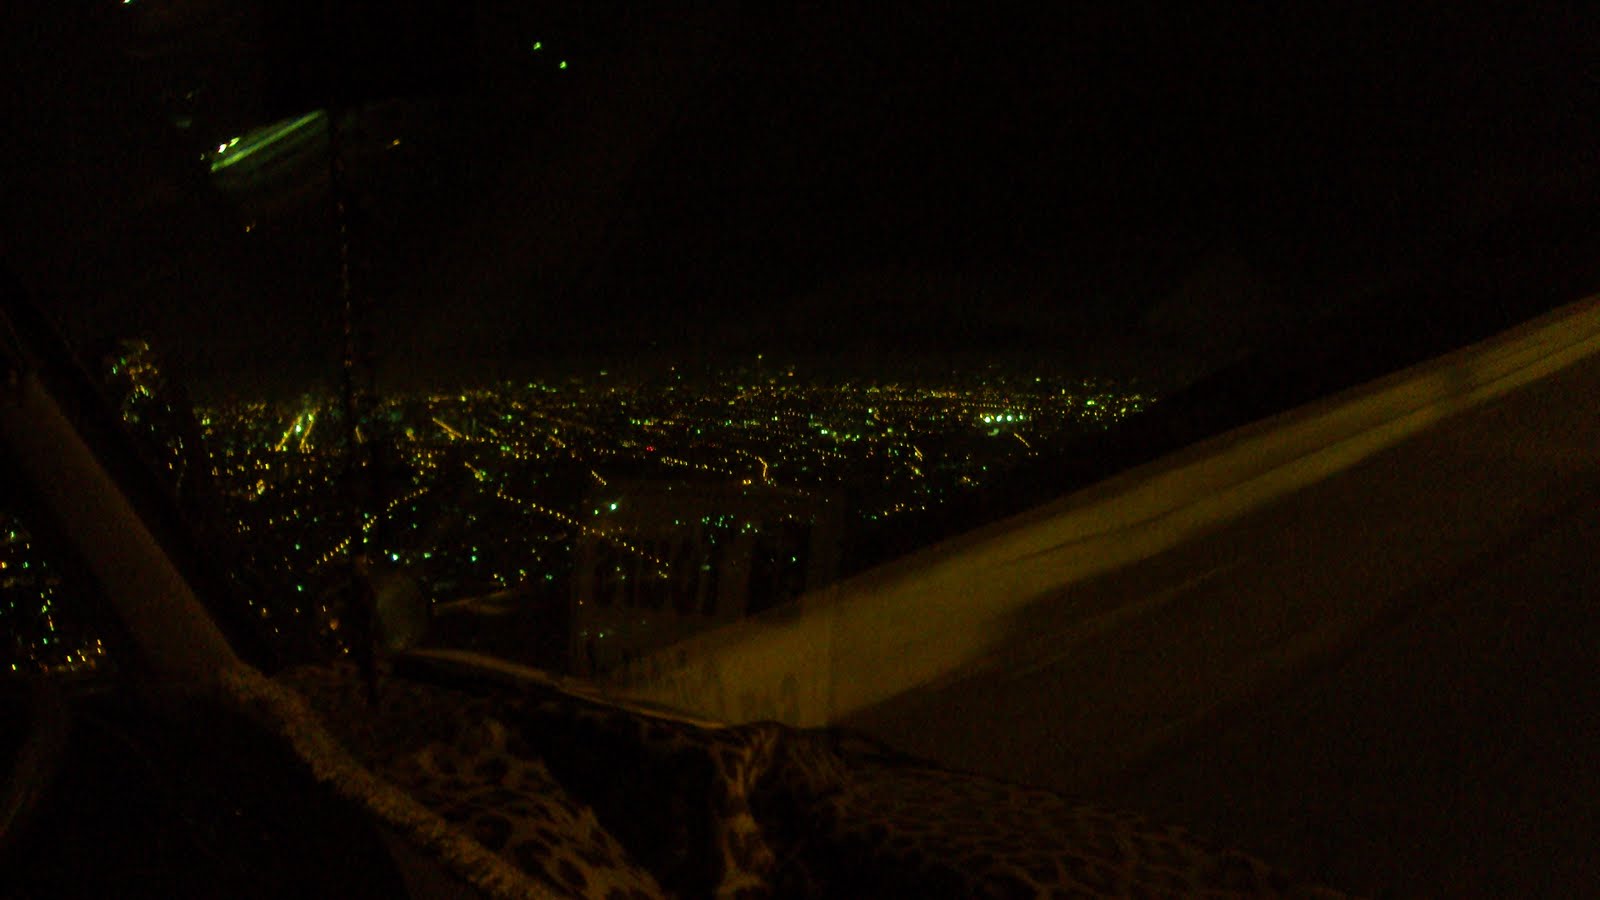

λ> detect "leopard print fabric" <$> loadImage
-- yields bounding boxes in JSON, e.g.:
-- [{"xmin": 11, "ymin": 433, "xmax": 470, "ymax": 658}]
[
  {"xmin": 499, "ymin": 688, "xmax": 787, "ymax": 900},
  {"xmin": 277, "ymin": 662, "xmax": 789, "ymax": 899},
  {"xmin": 275, "ymin": 663, "xmax": 662, "ymax": 900},
  {"xmin": 275, "ymin": 662, "xmax": 1353, "ymax": 900},
  {"xmin": 753, "ymin": 728, "xmax": 1350, "ymax": 899}
]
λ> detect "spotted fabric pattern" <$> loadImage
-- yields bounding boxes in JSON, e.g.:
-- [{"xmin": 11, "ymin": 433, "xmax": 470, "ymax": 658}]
[
  {"xmin": 754, "ymin": 729, "xmax": 1351, "ymax": 899},
  {"xmin": 275, "ymin": 663, "xmax": 661, "ymax": 900},
  {"xmin": 275, "ymin": 662, "xmax": 1353, "ymax": 900}
]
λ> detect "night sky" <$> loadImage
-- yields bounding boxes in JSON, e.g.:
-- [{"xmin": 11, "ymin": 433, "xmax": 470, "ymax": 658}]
[{"xmin": 4, "ymin": 2, "xmax": 1598, "ymax": 394}]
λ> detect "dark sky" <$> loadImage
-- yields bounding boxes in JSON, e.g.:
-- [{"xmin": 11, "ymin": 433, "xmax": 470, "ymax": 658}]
[{"xmin": 4, "ymin": 2, "xmax": 1598, "ymax": 393}]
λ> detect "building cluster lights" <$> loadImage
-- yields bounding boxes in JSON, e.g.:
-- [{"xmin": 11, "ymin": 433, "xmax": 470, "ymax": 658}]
[{"xmin": 5, "ymin": 359, "xmax": 1154, "ymax": 674}]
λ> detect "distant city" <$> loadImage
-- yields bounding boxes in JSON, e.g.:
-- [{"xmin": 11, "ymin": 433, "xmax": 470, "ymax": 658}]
[{"xmin": 4, "ymin": 343, "xmax": 1155, "ymax": 675}]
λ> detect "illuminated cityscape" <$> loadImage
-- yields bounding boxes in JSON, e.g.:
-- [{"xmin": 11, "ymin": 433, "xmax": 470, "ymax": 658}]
[
  {"xmin": 0, "ymin": 355, "xmax": 1154, "ymax": 675},
  {"xmin": 4, "ymin": 4, "xmax": 1599, "ymax": 895},
  {"xmin": 0, "ymin": 512, "xmax": 109, "ymax": 676},
  {"xmin": 202, "ymin": 363, "xmax": 1154, "ymax": 668}
]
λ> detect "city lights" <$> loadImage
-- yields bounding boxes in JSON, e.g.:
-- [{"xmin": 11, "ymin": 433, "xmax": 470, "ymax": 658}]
[{"xmin": 6, "ymin": 356, "xmax": 1152, "ymax": 675}]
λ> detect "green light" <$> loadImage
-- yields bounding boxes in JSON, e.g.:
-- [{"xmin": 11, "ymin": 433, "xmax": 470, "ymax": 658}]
[
  {"xmin": 559, "ymin": 60, "xmax": 568, "ymax": 70},
  {"xmin": 209, "ymin": 111, "xmax": 325, "ymax": 173},
  {"xmin": 609, "ymin": 502, "xmax": 618, "ymax": 511},
  {"xmin": 532, "ymin": 40, "xmax": 542, "ymax": 51}
]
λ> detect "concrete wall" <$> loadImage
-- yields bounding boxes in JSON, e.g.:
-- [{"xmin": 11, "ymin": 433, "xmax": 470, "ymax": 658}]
[{"xmin": 605, "ymin": 295, "xmax": 1600, "ymax": 726}]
